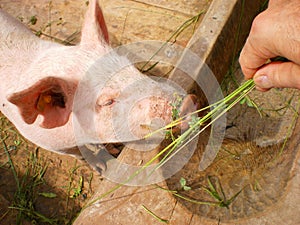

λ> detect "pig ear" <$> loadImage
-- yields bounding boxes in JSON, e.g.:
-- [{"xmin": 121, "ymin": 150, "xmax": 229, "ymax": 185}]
[
  {"xmin": 7, "ymin": 77, "xmax": 76, "ymax": 129},
  {"xmin": 80, "ymin": 0, "xmax": 109, "ymax": 45}
]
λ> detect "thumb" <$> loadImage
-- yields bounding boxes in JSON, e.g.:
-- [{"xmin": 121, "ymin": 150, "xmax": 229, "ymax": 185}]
[{"xmin": 253, "ymin": 61, "xmax": 300, "ymax": 91}]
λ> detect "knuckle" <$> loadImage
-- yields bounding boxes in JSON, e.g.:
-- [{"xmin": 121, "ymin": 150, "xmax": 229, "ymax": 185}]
[
  {"xmin": 249, "ymin": 11, "xmax": 274, "ymax": 45},
  {"xmin": 250, "ymin": 13, "xmax": 267, "ymax": 35}
]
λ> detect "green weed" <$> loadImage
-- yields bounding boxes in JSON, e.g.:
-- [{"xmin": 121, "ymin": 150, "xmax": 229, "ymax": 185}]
[
  {"xmin": 156, "ymin": 177, "xmax": 244, "ymax": 209},
  {"xmin": 2, "ymin": 139, "xmax": 57, "ymax": 225},
  {"xmin": 141, "ymin": 205, "xmax": 169, "ymax": 224},
  {"xmin": 202, "ymin": 176, "xmax": 243, "ymax": 209},
  {"xmin": 179, "ymin": 177, "xmax": 191, "ymax": 191}
]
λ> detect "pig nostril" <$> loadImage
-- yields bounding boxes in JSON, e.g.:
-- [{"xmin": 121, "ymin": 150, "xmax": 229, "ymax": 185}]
[
  {"xmin": 177, "ymin": 94, "xmax": 199, "ymax": 131},
  {"xmin": 179, "ymin": 94, "xmax": 199, "ymax": 117}
]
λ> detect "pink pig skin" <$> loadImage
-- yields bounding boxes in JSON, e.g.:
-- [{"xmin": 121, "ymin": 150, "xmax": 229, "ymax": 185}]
[{"xmin": 0, "ymin": 0, "xmax": 193, "ymax": 157}]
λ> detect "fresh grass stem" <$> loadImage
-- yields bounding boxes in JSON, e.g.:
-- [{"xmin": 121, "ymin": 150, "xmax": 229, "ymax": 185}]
[
  {"xmin": 141, "ymin": 205, "xmax": 169, "ymax": 223},
  {"xmin": 2, "ymin": 138, "xmax": 20, "ymax": 193},
  {"xmin": 140, "ymin": 9, "xmax": 206, "ymax": 72},
  {"xmin": 278, "ymin": 97, "xmax": 300, "ymax": 155}
]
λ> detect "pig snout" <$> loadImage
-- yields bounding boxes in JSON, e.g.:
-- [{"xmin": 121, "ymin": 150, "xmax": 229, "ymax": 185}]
[
  {"xmin": 126, "ymin": 93, "xmax": 199, "ymax": 140},
  {"xmin": 127, "ymin": 96, "xmax": 174, "ymax": 138}
]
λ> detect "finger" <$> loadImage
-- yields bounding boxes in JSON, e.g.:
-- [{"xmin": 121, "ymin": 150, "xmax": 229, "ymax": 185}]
[
  {"xmin": 239, "ymin": 38, "xmax": 270, "ymax": 79},
  {"xmin": 239, "ymin": 11, "xmax": 279, "ymax": 80},
  {"xmin": 253, "ymin": 61, "xmax": 300, "ymax": 90}
]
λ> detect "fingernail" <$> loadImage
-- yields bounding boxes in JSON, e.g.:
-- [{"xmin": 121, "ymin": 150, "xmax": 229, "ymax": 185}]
[{"xmin": 254, "ymin": 75, "xmax": 273, "ymax": 89}]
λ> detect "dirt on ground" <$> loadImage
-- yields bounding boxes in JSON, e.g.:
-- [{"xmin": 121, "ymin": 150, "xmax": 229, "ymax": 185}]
[{"xmin": 0, "ymin": 113, "xmax": 102, "ymax": 224}]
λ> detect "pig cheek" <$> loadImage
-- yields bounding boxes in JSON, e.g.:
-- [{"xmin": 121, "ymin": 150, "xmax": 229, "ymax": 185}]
[
  {"xmin": 128, "ymin": 105, "xmax": 149, "ymax": 138},
  {"xmin": 94, "ymin": 105, "xmax": 114, "ymax": 141}
]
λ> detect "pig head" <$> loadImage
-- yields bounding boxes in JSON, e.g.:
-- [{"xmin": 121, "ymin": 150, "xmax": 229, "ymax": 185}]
[{"xmin": 0, "ymin": 0, "xmax": 196, "ymax": 156}]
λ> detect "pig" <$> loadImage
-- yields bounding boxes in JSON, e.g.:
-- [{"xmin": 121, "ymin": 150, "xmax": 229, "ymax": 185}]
[{"xmin": 0, "ymin": 0, "xmax": 197, "ymax": 171}]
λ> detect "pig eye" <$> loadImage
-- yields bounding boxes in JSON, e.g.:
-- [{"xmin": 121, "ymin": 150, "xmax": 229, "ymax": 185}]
[
  {"xmin": 96, "ymin": 98, "xmax": 116, "ymax": 112},
  {"xmin": 102, "ymin": 99, "xmax": 115, "ymax": 107},
  {"xmin": 104, "ymin": 99, "xmax": 114, "ymax": 106}
]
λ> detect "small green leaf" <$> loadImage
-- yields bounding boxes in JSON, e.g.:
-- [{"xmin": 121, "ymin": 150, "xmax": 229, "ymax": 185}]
[
  {"xmin": 38, "ymin": 192, "xmax": 57, "ymax": 198},
  {"xmin": 239, "ymin": 97, "xmax": 246, "ymax": 105},
  {"xmin": 70, "ymin": 176, "xmax": 83, "ymax": 198},
  {"xmin": 180, "ymin": 177, "xmax": 186, "ymax": 187},
  {"xmin": 14, "ymin": 140, "xmax": 21, "ymax": 146},
  {"xmin": 244, "ymin": 97, "xmax": 254, "ymax": 107},
  {"xmin": 29, "ymin": 15, "xmax": 37, "ymax": 25},
  {"xmin": 180, "ymin": 177, "xmax": 191, "ymax": 191},
  {"xmin": 183, "ymin": 186, "xmax": 191, "ymax": 191}
]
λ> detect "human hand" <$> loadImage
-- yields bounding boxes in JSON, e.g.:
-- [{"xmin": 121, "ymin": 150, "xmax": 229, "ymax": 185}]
[{"xmin": 239, "ymin": 0, "xmax": 300, "ymax": 91}]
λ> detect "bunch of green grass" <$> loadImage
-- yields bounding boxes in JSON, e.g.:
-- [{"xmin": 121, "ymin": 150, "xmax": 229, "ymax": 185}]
[
  {"xmin": 144, "ymin": 79, "xmax": 256, "ymax": 172},
  {"xmin": 1, "ymin": 140, "xmax": 57, "ymax": 225}
]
